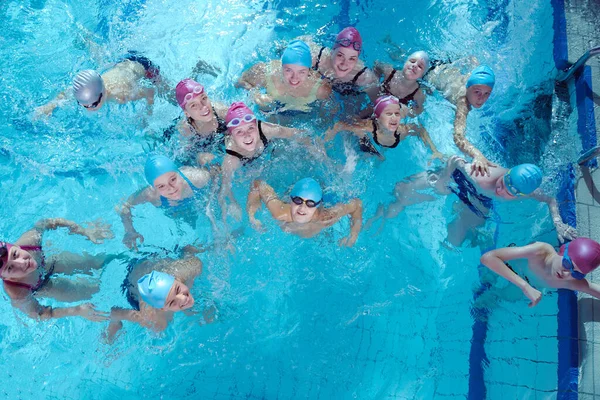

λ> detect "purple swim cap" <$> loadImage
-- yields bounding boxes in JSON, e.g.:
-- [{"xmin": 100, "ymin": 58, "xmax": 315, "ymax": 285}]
[
  {"xmin": 333, "ymin": 27, "xmax": 362, "ymax": 53},
  {"xmin": 176, "ymin": 79, "xmax": 204, "ymax": 110},
  {"xmin": 558, "ymin": 237, "xmax": 600, "ymax": 275},
  {"xmin": 373, "ymin": 95, "xmax": 400, "ymax": 118}
]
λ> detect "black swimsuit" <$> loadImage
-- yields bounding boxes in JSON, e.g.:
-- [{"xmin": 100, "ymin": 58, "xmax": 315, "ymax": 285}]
[
  {"xmin": 359, "ymin": 119, "xmax": 401, "ymax": 155},
  {"xmin": 225, "ymin": 121, "xmax": 269, "ymax": 165},
  {"xmin": 314, "ymin": 47, "xmax": 367, "ymax": 96},
  {"xmin": 381, "ymin": 69, "xmax": 420, "ymax": 105}
]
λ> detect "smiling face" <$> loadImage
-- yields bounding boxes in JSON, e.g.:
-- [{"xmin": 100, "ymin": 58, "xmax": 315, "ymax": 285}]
[
  {"xmin": 229, "ymin": 121, "xmax": 259, "ymax": 152},
  {"xmin": 185, "ymin": 93, "xmax": 213, "ymax": 122},
  {"xmin": 290, "ymin": 201, "xmax": 318, "ymax": 224},
  {"xmin": 153, "ymin": 171, "xmax": 184, "ymax": 200},
  {"xmin": 402, "ymin": 56, "xmax": 427, "ymax": 80},
  {"xmin": 377, "ymin": 103, "xmax": 402, "ymax": 131},
  {"xmin": 332, "ymin": 47, "xmax": 359, "ymax": 78},
  {"xmin": 282, "ymin": 64, "xmax": 310, "ymax": 87},
  {"xmin": 466, "ymin": 84, "xmax": 492, "ymax": 108},
  {"xmin": 0, "ymin": 246, "xmax": 38, "ymax": 280},
  {"xmin": 162, "ymin": 279, "xmax": 194, "ymax": 311}
]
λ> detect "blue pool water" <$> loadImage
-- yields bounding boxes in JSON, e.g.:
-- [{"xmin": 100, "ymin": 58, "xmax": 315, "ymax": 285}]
[{"xmin": 0, "ymin": 0, "xmax": 580, "ymax": 398}]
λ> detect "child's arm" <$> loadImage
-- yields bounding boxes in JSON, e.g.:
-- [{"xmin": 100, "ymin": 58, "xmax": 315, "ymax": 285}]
[
  {"xmin": 236, "ymin": 63, "xmax": 267, "ymax": 90},
  {"xmin": 453, "ymin": 97, "xmax": 495, "ymax": 177},
  {"xmin": 29, "ymin": 218, "xmax": 114, "ymax": 245},
  {"xmin": 118, "ymin": 188, "xmax": 155, "ymax": 250},
  {"xmin": 328, "ymin": 199, "xmax": 363, "ymax": 247},
  {"xmin": 261, "ymin": 121, "xmax": 301, "ymax": 140},
  {"xmin": 480, "ymin": 242, "xmax": 552, "ymax": 307},
  {"xmin": 218, "ymin": 156, "xmax": 242, "ymax": 222},
  {"xmin": 11, "ymin": 292, "xmax": 108, "ymax": 322},
  {"xmin": 529, "ymin": 191, "xmax": 578, "ymax": 243},
  {"xmin": 567, "ymin": 279, "xmax": 600, "ymax": 299},
  {"xmin": 247, "ymin": 180, "xmax": 289, "ymax": 230}
]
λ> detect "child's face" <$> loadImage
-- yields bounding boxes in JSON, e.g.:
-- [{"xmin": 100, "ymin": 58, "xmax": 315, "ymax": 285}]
[
  {"xmin": 494, "ymin": 175, "xmax": 517, "ymax": 200},
  {"xmin": 230, "ymin": 122, "xmax": 259, "ymax": 152},
  {"xmin": 282, "ymin": 64, "xmax": 310, "ymax": 87},
  {"xmin": 154, "ymin": 172, "xmax": 184, "ymax": 200},
  {"xmin": 403, "ymin": 56, "xmax": 426, "ymax": 80},
  {"xmin": 162, "ymin": 280, "xmax": 194, "ymax": 311},
  {"xmin": 466, "ymin": 84, "xmax": 492, "ymax": 108},
  {"xmin": 332, "ymin": 47, "xmax": 359, "ymax": 78},
  {"xmin": 290, "ymin": 200, "xmax": 318, "ymax": 224},
  {"xmin": 553, "ymin": 258, "xmax": 585, "ymax": 281},
  {"xmin": 185, "ymin": 93, "xmax": 213, "ymax": 122},
  {"xmin": 377, "ymin": 103, "xmax": 402, "ymax": 132},
  {"xmin": 0, "ymin": 246, "xmax": 37, "ymax": 279}
]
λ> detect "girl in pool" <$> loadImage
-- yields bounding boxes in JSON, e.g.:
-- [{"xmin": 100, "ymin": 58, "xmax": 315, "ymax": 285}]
[
  {"xmin": 35, "ymin": 51, "xmax": 166, "ymax": 117},
  {"xmin": 374, "ymin": 51, "xmax": 429, "ymax": 117},
  {"xmin": 169, "ymin": 78, "xmax": 229, "ymax": 166},
  {"xmin": 106, "ymin": 245, "xmax": 209, "ymax": 342},
  {"xmin": 219, "ymin": 102, "xmax": 300, "ymax": 222},
  {"xmin": 119, "ymin": 154, "xmax": 216, "ymax": 250},
  {"xmin": 1, "ymin": 218, "xmax": 114, "ymax": 322},
  {"xmin": 480, "ymin": 238, "xmax": 600, "ymax": 307},
  {"xmin": 426, "ymin": 61, "xmax": 497, "ymax": 177},
  {"xmin": 247, "ymin": 178, "xmax": 363, "ymax": 247},
  {"xmin": 237, "ymin": 40, "xmax": 332, "ymax": 114},
  {"xmin": 309, "ymin": 27, "xmax": 378, "ymax": 115},
  {"xmin": 324, "ymin": 95, "xmax": 443, "ymax": 161}
]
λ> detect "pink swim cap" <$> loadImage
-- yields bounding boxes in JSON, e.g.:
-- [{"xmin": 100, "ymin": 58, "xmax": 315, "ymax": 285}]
[
  {"xmin": 225, "ymin": 102, "xmax": 255, "ymax": 131},
  {"xmin": 175, "ymin": 79, "xmax": 204, "ymax": 109},
  {"xmin": 373, "ymin": 95, "xmax": 400, "ymax": 118},
  {"xmin": 333, "ymin": 27, "xmax": 362, "ymax": 53},
  {"xmin": 558, "ymin": 237, "xmax": 600, "ymax": 274},
  {"xmin": 0, "ymin": 241, "xmax": 14, "ymax": 273}
]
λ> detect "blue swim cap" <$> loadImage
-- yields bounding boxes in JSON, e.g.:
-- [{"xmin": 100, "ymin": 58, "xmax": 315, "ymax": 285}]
[
  {"xmin": 503, "ymin": 164, "xmax": 543, "ymax": 196},
  {"xmin": 466, "ymin": 65, "xmax": 495, "ymax": 89},
  {"xmin": 281, "ymin": 40, "xmax": 312, "ymax": 69},
  {"xmin": 137, "ymin": 270, "xmax": 176, "ymax": 309},
  {"xmin": 144, "ymin": 154, "xmax": 179, "ymax": 186},
  {"xmin": 290, "ymin": 178, "xmax": 323, "ymax": 202}
]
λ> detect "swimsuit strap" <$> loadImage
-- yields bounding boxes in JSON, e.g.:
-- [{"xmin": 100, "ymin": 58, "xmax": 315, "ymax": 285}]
[
  {"xmin": 19, "ymin": 245, "xmax": 42, "ymax": 251},
  {"xmin": 371, "ymin": 119, "xmax": 401, "ymax": 148},
  {"xmin": 382, "ymin": 69, "xmax": 397, "ymax": 94},
  {"xmin": 351, "ymin": 67, "xmax": 368, "ymax": 85},
  {"xmin": 179, "ymin": 171, "xmax": 202, "ymax": 195},
  {"xmin": 212, "ymin": 106, "xmax": 228, "ymax": 133},
  {"xmin": 399, "ymin": 84, "xmax": 420, "ymax": 105},
  {"xmin": 314, "ymin": 47, "xmax": 326, "ymax": 71},
  {"xmin": 258, "ymin": 120, "xmax": 269, "ymax": 147}
]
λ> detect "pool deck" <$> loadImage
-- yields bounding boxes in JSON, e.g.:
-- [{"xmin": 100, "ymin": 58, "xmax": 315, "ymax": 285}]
[{"xmin": 564, "ymin": 0, "xmax": 600, "ymax": 398}]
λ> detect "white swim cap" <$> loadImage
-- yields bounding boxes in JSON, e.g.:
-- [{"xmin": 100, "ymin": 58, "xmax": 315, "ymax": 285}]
[{"xmin": 73, "ymin": 70, "xmax": 105, "ymax": 106}]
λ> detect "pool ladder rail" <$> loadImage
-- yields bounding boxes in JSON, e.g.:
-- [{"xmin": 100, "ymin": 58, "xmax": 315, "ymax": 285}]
[{"xmin": 556, "ymin": 45, "xmax": 600, "ymax": 82}]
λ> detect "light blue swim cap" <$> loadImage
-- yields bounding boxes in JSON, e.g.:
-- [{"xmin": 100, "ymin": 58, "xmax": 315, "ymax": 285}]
[
  {"xmin": 466, "ymin": 65, "xmax": 495, "ymax": 89},
  {"xmin": 290, "ymin": 178, "xmax": 323, "ymax": 202},
  {"xmin": 137, "ymin": 270, "xmax": 176, "ymax": 309},
  {"xmin": 503, "ymin": 163, "xmax": 543, "ymax": 196},
  {"xmin": 144, "ymin": 154, "xmax": 179, "ymax": 186},
  {"xmin": 281, "ymin": 40, "xmax": 312, "ymax": 69}
]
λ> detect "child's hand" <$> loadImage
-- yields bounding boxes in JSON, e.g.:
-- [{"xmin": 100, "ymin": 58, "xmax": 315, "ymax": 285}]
[
  {"xmin": 522, "ymin": 285, "xmax": 542, "ymax": 307},
  {"xmin": 84, "ymin": 220, "xmax": 115, "ymax": 244}
]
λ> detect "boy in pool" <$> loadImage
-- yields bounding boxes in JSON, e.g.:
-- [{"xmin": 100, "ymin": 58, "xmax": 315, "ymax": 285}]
[
  {"xmin": 246, "ymin": 178, "xmax": 363, "ymax": 247},
  {"xmin": 119, "ymin": 154, "xmax": 217, "ymax": 250},
  {"xmin": 366, "ymin": 156, "xmax": 577, "ymax": 247},
  {"xmin": 427, "ymin": 62, "xmax": 497, "ymax": 177},
  {"xmin": 480, "ymin": 238, "xmax": 600, "ymax": 307},
  {"xmin": 35, "ymin": 52, "xmax": 166, "ymax": 117},
  {"xmin": 105, "ymin": 246, "xmax": 208, "ymax": 342}
]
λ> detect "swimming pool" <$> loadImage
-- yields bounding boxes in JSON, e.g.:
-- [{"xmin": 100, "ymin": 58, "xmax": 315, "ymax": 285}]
[{"xmin": 0, "ymin": 0, "xmax": 577, "ymax": 398}]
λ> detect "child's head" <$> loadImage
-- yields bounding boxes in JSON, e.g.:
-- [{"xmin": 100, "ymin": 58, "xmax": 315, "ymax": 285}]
[{"xmin": 558, "ymin": 237, "xmax": 600, "ymax": 279}]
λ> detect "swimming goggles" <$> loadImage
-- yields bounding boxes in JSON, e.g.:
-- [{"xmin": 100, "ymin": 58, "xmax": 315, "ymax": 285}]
[
  {"xmin": 183, "ymin": 85, "xmax": 204, "ymax": 105},
  {"xmin": 227, "ymin": 114, "xmax": 256, "ymax": 128},
  {"xmin": 562, "ymin": 242, "xmax": 586, "ymax": 280},
  {"xmin": 335, "ymin": 38, "xmax": 361, "ymax": 52},
  {"xmin": 503, "ymin": 170, "xmax": 524, "ymax": 197},
  {"xmin": 291, "ymin": 196, "xmax": 321, "ymax": 208},
  {"xmin": 80, "ymin": 92, "xmax": 103, "ymax": 109}
]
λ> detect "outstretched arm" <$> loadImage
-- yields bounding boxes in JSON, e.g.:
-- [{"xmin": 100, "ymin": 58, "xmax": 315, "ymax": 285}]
[
  {"xmin": 530, "ymin": 191, "xmax": 578, "ymax": 243},
  {"xmin": 34, "ymin": 90, "xmax": 71, "ymax": 118},
  {"xmin": 247, "ymin": 180, "xmax": 289, "ymax": 230},
  {"xmin": 568, "ymin": 279, "xmax": 600, "ymax": 299},
  {"xmin": 480, "ymin": 242, "xmax": 551, "ymax": 307},
  {"xmin": 236, "ymin": 63, "xmax": 267, "ymax": 90},
  {"xmin": 453, "ymin": 97, "xmax": 495, "ymax": 177},
  {"xmin": 118, "ymin": 188, "xmax": 155, "ymax": 250},
  {"xmin": 26, "ymin": 218, "xmax": 113, "ymax": 245},
  {"xmin": 218, "ymin": 156, "xmax": 242, "ymax": 223},
  {"xmin": 324, "ymin": 121, "xmax": 367, "ymax": 142},
  {"xmin": 10, "ymin": 292, "xmax": 108, "ymax": 322},
  {"xmin": 260, "ymin": 121, "xmax": 302, "ymax": 140},
  {"xmin": 328, "ymin": 199, "xmax": 363, "ymax": 247}
]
